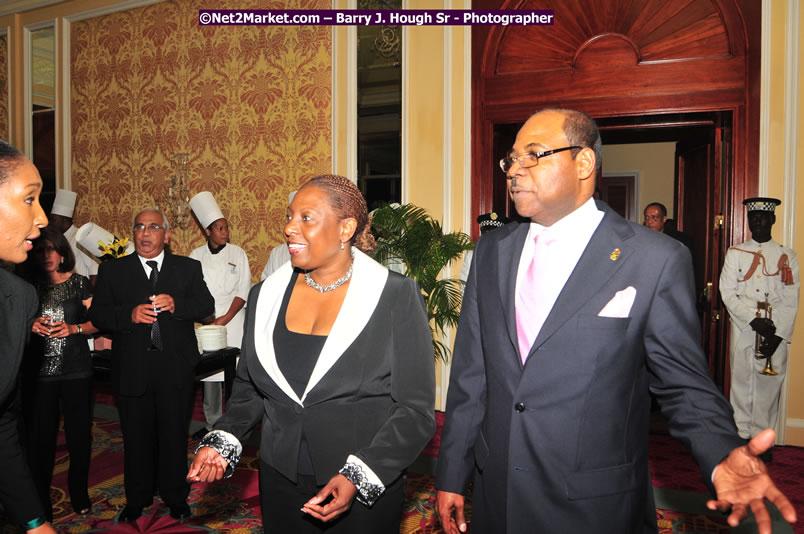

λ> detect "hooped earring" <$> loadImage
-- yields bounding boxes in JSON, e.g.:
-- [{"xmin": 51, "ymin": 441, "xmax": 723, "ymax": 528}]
[{"xmin": 340, "ymin": 241, "xmax": 345, "ymax": 250}]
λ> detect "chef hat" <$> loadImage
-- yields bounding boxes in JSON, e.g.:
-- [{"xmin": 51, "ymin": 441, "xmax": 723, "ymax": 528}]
[
  {"xmin": 743, "ymin": 197, "xmax": 781, "ymax": 213},
  {"xmin": 51, "ymin": 189, "xmax": 77, "ymax": 218},
  {"xmin": 76, "ymin": 223, "xmax": 134, "ymax": 257},
  {"xmin": 190, "ymin": 191, "xmax": 225, "ymax": 229}
]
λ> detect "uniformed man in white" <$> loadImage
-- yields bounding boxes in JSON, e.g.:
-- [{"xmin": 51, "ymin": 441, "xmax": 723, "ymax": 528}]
[
  {"xmin": 50, "ymin": 189, "xmax": 99, "ymax": 284},
  {"xmin": 719, "ymin": 197, "xmax": 800, "ymax": 444},
  {"xmin": 459, "ymin": 212, "xmax": 510, "ymax": 286},
  {"xmin": 189, "ymin": 192, "xmax": 251, "ymax": 435},
  {"xmin": 260, "ymin": 191, "xmax": 296, "ymax": 281}
]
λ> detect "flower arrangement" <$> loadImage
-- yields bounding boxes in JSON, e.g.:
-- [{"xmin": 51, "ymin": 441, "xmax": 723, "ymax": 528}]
[{"xmin": 98, "ymin": 237, "xmax": 130, "ymax": 259}]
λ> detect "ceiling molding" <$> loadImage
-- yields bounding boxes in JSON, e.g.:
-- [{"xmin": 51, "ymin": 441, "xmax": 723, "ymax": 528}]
[{"xmin": 0, "ymin": 0, "xmax": 63, "ymax": 17}]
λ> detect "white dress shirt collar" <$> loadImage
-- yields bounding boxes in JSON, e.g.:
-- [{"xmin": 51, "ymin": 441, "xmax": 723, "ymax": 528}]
[
  {"xmin": 138, "ymin": 250, "xmax": 165, "ymax": 277},
  {"xmin": 516, "ymin": 197, "xmax": 605, "ymax": 341}
]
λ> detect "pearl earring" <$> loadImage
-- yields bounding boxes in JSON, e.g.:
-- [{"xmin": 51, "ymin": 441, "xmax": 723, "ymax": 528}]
[{"xmin": 340, "ymin": 241, "xmax": 344, "ymax": 250}]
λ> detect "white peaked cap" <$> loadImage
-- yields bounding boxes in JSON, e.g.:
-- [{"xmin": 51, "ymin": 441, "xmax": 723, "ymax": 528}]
[
  {"xmin": 75, "ymin": 223, "xmax": 134, "ymax": 257},
  {"xmin": 51, "ymin": 189, "xmax": 77, "ymax": 217},
  {"xmin": 190, "ymin": 191, "xmax": 225, "ymax": 229}
]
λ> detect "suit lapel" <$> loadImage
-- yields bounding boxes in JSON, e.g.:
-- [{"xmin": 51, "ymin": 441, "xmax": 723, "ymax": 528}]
[
  {"xmin": 303, "ymin": 250, "xmax": 388, "ymax": 401},
  {"xmin": 528, "ymin": 209, "xmax": 635, "ymax": 357},
  {"xmin": 498, "ymin": 223, "xmax": 530, "ymax": 361},
  {"xmin": 156, "ymin": 253, "xmax": 174, "ymax": 292},
  {"xmin": 124, "ymin": 254, "xmax": 152, "ymax": 300},
  {"xmin": 0, "ymin": 271, "xmax": 24, "ymax": 402},
  {"xmin": 253, "ymin": 261, "xmax": 300, "ymax": 404},
  {"xmin": 252, "ymin": 250, "xmax": 390, "ymax": 406}
]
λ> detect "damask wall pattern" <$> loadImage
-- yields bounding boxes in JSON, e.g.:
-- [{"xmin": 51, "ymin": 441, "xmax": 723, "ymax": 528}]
[
  {"xmin": 71, "ymin": 0, "xmax": 331, "ymax": 279},
  {"xmin": 0, "ymin": 34, "xmax": 8, "ymax": 141}
]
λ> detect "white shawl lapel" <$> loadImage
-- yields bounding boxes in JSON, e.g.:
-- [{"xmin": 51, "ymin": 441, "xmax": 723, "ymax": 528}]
[{"xmin": 253, "ymin": 249, "xmax": 390, "ymax": 406}]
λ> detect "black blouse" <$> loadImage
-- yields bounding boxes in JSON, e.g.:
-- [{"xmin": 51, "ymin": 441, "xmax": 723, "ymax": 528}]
[
  {"xmin": 273, "ymin": 271, "xmax": 327, "ymax": 475},
  {"xmin": 274, "ymin": 271, "xmax": 326, "ymax": 399},
  {"xmin": 26, "ymin": 274, "xmax": 92, "ymax": 381}
]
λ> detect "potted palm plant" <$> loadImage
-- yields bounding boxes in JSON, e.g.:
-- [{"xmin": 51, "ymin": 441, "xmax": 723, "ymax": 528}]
[{"xmin": 370, "ymin": 203, "xmax": 474, "ymax": 362}]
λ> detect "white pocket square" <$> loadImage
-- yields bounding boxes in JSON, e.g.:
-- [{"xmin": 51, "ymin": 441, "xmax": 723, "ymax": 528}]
[{"xmin": 598, "ymin": 286, "xmax": 636, "ymax": 318}]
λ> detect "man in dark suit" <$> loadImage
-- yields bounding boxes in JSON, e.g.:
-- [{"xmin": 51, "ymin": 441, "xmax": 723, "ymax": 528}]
[
  {"xmin": 89, "ymin": 207, "xmax": 214, "ymax": 522},
  {"xmin": 644, "ymin": 201, "xmax": 695, "ymax": 255},
  {"xmin": 435, "ymin": 109, "xmax": 796, "ymax": 533}
]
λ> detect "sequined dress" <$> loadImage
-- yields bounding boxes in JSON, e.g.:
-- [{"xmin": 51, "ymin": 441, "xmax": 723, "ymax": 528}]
[{"xmin": 27, "ymin": 274, "xmax": 92, "ymax": 380}]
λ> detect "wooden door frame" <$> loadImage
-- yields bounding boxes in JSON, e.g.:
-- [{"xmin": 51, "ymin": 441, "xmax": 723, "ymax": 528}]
[
  {"xmin": 600, "ymin": 171, "xmax": 639, "ymax": 224},
  {"xmin": 470, "ymin": 0, "xmax": 760, "ymax": 245}
]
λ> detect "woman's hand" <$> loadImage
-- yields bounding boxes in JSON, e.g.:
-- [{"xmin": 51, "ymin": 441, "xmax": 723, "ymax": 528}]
[
  {"xmin": 186, "ymin": 447, "xmax": 228, "ymax": 483},
  {"xmin": 301, "ymin": 474, "xmax": 357, "ymax": 522},
  {"xmin": 28, "ymin": 522, "xmax": 56, "ymax": 534},
  {"xmin": 47, "ymin": 321, "xmax": 70, "ymax": 338},
  {"xmin": 31, "ymin": 316, "xmax": 52, "ymax": 337}
]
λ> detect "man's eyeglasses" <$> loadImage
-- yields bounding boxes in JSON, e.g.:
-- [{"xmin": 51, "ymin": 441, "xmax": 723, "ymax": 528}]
[
  {"xmin": 133, "ymin": 223, "xmax": 165, "ymax": 232},
  {"xmin": 499, "ymin": 146, "xmax": 582, "ymax": 174}
]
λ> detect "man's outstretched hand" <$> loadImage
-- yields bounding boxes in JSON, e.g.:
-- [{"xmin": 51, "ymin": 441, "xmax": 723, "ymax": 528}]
[{"xmin": 708, "ymin": 429, "xmax": 797, "ymax": 534}]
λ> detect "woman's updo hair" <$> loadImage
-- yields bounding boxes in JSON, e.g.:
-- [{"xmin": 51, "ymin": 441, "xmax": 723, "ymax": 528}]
[{"xmin": 302, "ymin": 174, "xmax": 376, "ymax": 253}]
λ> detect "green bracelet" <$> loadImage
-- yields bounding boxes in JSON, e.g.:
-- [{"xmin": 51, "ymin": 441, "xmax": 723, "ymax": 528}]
[{"xmin": 23, "ymin": 517, "xmax": 45, "ymax": 530}]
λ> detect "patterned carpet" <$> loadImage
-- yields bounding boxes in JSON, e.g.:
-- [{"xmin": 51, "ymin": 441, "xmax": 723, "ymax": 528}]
[{"xmin": 2, "ymin": 404, "xmax": 801, "ymax": 533}]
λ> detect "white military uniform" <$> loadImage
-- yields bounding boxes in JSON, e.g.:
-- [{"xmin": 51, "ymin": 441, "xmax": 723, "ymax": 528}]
[
  {"xmin": 261, "ymin": 190, "xmax": 298, "ymax": 281},
  {"xmin": 719, "ymin": 238, "xmax": 800, "ymax": 438},
  {"xmin": 459, "ymin": 250, "xmax": 473, "ymax": 289},
  {"xmin": 64, "ymin": 225, "xmax": 99, "ymax": 278},
  {"xmin": 260, "ymin": 244, "xmax": 290, "ymax": 280}
]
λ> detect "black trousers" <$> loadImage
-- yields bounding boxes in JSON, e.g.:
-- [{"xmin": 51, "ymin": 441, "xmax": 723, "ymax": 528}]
[
  {"xmin": 23, "ymin": 376, "xmax": 93, "ymax": 519},
  {"xmin": 258, "ymin": 461, "xmax": 406, "ymax": 534},
  {"xmin": 116, "ymin": 369, "xmax": 194, "ymax": 509}
]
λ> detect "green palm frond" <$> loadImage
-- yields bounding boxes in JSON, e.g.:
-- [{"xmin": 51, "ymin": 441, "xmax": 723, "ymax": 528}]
[{"xmin": 370, "ymin": 203, "xmax": 474, "ymax": 362}]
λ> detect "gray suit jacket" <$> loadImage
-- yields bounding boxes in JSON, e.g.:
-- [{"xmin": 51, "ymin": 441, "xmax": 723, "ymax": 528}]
[{"xmin": 435, "ymin": 202, "xmax": 742, "ymax": 533}]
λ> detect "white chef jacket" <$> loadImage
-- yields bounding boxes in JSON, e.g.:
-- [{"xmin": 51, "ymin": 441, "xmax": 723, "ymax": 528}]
[{"xmin": 190, "ymin": 243, "xmax": 251, "ymax": 381}]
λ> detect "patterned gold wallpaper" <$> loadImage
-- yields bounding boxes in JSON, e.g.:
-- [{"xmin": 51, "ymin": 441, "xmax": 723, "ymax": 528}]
[
  {"xmin": 71, "ymin": 0, "xmax": 331, "ymax": 280},
  {"xmin": 0, "ymin": 34, "xmax": 8, "ymax": 141}
]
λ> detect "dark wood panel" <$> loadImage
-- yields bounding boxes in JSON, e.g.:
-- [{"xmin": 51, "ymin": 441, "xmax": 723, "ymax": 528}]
[
  {"xmin": 473, "ymin": 0, "xmax": 755, "ymax": 224},
  {"xmin": 483, "ymin": 89, "xmax": 746, "ymax": 124},
  {"xmin": 486, "ymin": 56, "xmax": 745, "ymax": 105},
  {"xmin": 493, "ymin": 0, "xmax": 730, "ymax": 76}
]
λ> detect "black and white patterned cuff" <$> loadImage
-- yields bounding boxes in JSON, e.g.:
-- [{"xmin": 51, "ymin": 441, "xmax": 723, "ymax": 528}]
[
  {"xmin": 195, "ymin": 430, "xmax": 242, "ymax": 479},
  {"xmin": 338, "ymin": 454, "xmax": 385, "ymax": 506}
]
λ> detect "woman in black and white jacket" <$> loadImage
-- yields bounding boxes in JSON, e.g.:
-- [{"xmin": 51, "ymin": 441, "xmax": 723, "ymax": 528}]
[{"xmin": 189, "ymin": 174, "xmax": 435, "ymax": 533}]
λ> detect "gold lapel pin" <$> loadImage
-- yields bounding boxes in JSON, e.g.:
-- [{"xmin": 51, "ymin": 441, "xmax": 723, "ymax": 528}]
[{"xmin": 610, "ymin": 248, "xmax": 621, "ymax": 261}]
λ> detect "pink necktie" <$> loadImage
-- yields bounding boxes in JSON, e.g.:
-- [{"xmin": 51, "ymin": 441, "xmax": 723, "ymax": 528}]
[{"xmin": 516, "ymin": 232, "xmax": 553, "ymax": 363}]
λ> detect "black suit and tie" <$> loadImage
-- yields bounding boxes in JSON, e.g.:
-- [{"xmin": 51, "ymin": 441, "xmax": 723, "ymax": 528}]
[
  {"xmin": 436, "ymin": 201, "xmax": 743, "ymax": 533},
  {"xmin": 146, "ymin": 260, "xmax": 163, "ymax": 350},
  {"xmin": 89, "ymin": 252, "xmax": 214, "ymax": 512}
]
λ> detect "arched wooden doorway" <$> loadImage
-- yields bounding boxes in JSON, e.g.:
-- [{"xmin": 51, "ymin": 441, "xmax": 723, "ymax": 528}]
[{"xmin": 472, "ymin": 0, "xmax": 760, "ymax": 388}]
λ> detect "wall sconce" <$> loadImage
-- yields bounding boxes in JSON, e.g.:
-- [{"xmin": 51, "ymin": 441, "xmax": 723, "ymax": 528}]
[{"xmin": 158, "ymin": 153, "xmax": 191, "ymax": 229}]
